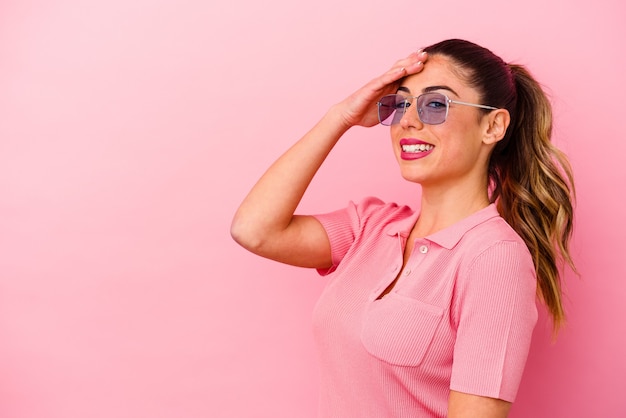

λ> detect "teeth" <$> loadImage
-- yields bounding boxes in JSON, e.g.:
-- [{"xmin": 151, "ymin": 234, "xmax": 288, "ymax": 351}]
[{"xmin": 402, "ymin": 144, "xmax": 433, "ymax": 153}]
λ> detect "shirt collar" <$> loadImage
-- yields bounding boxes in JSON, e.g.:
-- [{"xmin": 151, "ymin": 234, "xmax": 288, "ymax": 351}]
[{"xmin": 385, "ymin": 204, "xmax": 500, "ymax": 249}]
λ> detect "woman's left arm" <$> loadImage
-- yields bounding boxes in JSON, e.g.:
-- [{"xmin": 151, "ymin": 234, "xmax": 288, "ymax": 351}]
[{"xmin": 448, "ymin": 391, "xmax": 511, "ymax": 418}]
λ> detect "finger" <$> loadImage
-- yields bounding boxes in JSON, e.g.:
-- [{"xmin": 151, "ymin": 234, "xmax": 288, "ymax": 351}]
[
  {"xmin": 363, "ymin": 50, "xmax": 428, "ymax": 95},
  {"xmin": 373, "ymin": 65, "xmax": 410, "ymax": 90},
  {"xmin": 393, "ymin": 49, "xmax": 428, "ymax": 70},
  {"xmin": 404, "ymin": 57, "xmax": 426, "ymax": 74},
  {"xmin": 380, "ymin": 51, "xmax": 426, "ymax": 81},
  {"xmin": 385, "ymin": 56, "xmax": 426, "ymax": 82}
]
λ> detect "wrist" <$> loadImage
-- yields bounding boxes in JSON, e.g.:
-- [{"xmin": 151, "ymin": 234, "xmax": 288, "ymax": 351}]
[{"xmin": 326, "ymin": 102, "xmax": 356, "ymax": 133}]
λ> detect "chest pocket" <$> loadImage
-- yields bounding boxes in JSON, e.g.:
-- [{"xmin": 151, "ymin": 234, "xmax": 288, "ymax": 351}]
[{"xmin": 361, "ymin": 293, "xmax": 444, "ymax": 366}]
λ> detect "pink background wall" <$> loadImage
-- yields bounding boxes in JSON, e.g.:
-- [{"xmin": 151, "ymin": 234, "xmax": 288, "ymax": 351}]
[{"xmin": 1, "ymin": 0, "xmax": 624, "ymax": 417}]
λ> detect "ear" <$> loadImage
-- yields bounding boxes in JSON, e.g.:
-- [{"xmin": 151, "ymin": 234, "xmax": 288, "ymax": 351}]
[{"xmin": 482, "ymin": 109, "xmax": 510, "ymax": 145}]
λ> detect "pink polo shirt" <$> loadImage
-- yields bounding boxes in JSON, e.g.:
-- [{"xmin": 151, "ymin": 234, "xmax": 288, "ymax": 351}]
[{"xmin": 312, "ymin": 197, "xmax": 537, "ymax": 418}]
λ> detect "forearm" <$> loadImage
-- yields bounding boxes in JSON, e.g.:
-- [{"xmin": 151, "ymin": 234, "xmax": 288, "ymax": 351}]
[
  {"xmin": 448, "ymin": 391, "xmax": 511, "ymax": 418},
  {"xmin": 230, "ymin": 106, "xmax": 350, "ymax": 251}
]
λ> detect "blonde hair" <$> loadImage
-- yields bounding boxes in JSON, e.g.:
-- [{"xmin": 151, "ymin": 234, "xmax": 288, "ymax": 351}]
[{"xmin": 492, "ymin": 64, "xmax": 575, "ymax": 332}]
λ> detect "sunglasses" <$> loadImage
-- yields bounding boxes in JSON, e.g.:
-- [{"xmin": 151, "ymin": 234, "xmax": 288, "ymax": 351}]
[{"xmin": 377, "ymin": 92, "xmax": 498, "ymax": 126}]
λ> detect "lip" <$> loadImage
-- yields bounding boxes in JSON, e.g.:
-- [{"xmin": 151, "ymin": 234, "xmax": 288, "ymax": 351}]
[
  {"xmin": 399, "ymin": 138, "xmax": 434, "ymax": 160},
  {"xmin": 400, "ymin": 138, "xmax": 430, "ymax": 146}
]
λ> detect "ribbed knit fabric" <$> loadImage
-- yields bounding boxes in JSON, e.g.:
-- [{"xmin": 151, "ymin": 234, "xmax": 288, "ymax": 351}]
[{"xmin": 311, "ymin": 198, "xmax": 537, "ymax": 418}]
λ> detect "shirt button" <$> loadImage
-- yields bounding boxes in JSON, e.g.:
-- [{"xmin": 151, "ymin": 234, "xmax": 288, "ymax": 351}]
[
  {"xmin": 404, "ymin": 269, "xmax": 411, "ymax": 276},
  {"xmin": 419, "ymin": 245, "xmax": 428, "ymax": 254}
]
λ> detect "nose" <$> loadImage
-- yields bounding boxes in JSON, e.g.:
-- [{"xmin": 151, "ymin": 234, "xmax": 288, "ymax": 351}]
[{"xmin": 399, "ymin": 97, "xmax": 423, "ymax": 129}]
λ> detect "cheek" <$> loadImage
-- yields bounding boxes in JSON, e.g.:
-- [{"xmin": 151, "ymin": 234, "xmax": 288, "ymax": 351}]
[
  {"xmin": 437, "ymin": 124, "xmax": 483, "ymax": 161},
  {"xmin": 389, "ymin": 126, "xmax": 403, "ymax": 148},
  {"xmin": 445, "ymin": 114, "xmax": 483, "ymax": 141}
]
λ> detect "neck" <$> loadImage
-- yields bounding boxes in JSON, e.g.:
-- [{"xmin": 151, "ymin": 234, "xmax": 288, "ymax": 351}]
[{"xmin": 411, "ymin": 184, "xmax": 491, "ymax": 238}]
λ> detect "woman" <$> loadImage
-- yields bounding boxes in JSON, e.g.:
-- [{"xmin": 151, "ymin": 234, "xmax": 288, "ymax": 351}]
[{"xmin": 231, "ymin": 39, "xmax": 575, "ymax": 417}]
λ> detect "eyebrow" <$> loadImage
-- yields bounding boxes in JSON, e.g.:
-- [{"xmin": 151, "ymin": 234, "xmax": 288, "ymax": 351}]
[{"xmin": 397, "ymin": 85, "xmax": 460, "ymax": 96}]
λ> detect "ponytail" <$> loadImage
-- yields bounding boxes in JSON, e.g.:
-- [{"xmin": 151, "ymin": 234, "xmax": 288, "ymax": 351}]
[{"xmin": 490, "ymin": 64, "xmax": 576, "ymax": 332}]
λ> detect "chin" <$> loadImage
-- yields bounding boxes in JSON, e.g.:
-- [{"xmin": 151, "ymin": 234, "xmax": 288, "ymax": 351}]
[{"xmin": 398, "ymin": 169, "xmax": 427, "ymax": 185}]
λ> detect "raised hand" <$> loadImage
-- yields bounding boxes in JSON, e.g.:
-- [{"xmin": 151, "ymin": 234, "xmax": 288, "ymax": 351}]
[{"xmin": 335, "ymin": 50, "xmax": 428, "ymax": 129}]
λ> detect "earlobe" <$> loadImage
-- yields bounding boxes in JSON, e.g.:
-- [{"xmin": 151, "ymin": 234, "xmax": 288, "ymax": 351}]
[{"xmin": 483, "ymin": 109, "xmax": 510, "ymax": 145}]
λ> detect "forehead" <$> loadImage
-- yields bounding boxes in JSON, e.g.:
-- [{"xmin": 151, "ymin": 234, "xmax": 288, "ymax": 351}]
[{"xmin": 399, "ymin": 55, "xmax": 473, "ymax": 97}]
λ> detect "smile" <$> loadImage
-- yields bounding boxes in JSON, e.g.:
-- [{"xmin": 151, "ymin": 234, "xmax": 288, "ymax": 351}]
[{"xmin": 401, "ymin": 144, "xmax": 434, "ymax": 153}]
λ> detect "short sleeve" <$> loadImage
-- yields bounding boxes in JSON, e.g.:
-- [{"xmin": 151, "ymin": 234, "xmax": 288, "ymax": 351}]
[
  {"xmin": 312, "ymin": 197, "xmax": 389, "ymax": 275},
  {"xmin": 450, "ymin": 241, "xmax": 538, "ymax": 402}
]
